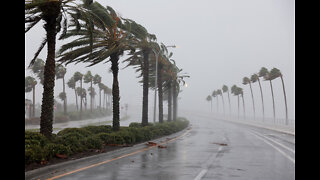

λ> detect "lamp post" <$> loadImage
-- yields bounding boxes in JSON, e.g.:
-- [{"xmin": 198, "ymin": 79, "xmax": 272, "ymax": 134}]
[{"xmin": 152, "ymin": 45, "xmax": 176, "ymax": 123}]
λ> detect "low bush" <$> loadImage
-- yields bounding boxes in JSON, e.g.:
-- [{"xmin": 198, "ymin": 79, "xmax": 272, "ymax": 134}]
[{"xmin": 25, "ymin": 118, "xmax": 189, "ymax": 166}]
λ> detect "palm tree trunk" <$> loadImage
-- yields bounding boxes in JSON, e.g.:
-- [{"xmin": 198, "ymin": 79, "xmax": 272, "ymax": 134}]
[
  {"xmin": 80, "ymin": 79, "xmax": 83, "ymax": 120},
  {"xmin": 40, "ymin": 10, "xmax": 58, "ymax": 139},
  {"xmin": 32, "ymin": 86, "xmax": 35, "ymax": 118},
  {"xmin": 63, "ymin": 76, "xmax": 67, "ymax": 115},
  {"xmin": 158, "ymin": 66, "xmax": 163, "ymax": 123},
  {"xmin": 242, "ymin": 94, "xmax": 246, "ymax": 119},
  {"xmin": 221, "ymin": 94, "xmax": 225, "ymax": 115},
  {"xmin": 237, "ymin": 95, "xmax": 239, "ymax": 119},
  {"xmin": 99, "ymin": 87, "xmax": 101, "ymax": 111},
  {"xmin": 257, "ymin": 78, "xmax": 265, "ymax": 121},
  {"xmin": 227, "ymin": 91, "xmax": 231, "ymax": 115},
  {"xmin": 110, "ymin": 53, "xmax": 120, "ymax": 131},
  {"xmin": 269, "ymin": 80, "xmax": 276, "ymax": 121},
  {"xmin": 167, "ymin": 81, "xmax": 172, "ymax": 121},
  {"xmin": 142, "ymin": 49, "xmax": 149, "ymax": 126},
  {"xmin": 216, "ymin": 96, "xmax": 219, "ymax": 113},
  {"xmin": 90, "ymin": 81, "xmax": 93, "ymax": 112},
  {"xmin": 249, "ymin": 82, "xmax": 255, "ymax": 120},
  {"xmin": 74, "ymin": 88, "xmax": 78, "ymax": 111},
  {"xmin": 210, "ymin": 99, "xmax": 212, "ymax": 112},
  {"xmin": 280, "ymin": 75, "xmax": 288, "ymax": 124},
  {"xmin": 172, "ymin": 81, "xmax": 177, "ymax": 121}
]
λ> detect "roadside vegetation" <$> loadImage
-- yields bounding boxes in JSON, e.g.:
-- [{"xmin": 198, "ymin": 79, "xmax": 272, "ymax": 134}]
[{"xmin": 25, "ymin": 118, "xmax": 189, "ymax": 170}]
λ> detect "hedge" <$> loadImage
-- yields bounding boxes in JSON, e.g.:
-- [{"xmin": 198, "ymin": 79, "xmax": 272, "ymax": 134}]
[{"xmin": 25, "ymin": 118, "xmax": 189, "ymax": 166}]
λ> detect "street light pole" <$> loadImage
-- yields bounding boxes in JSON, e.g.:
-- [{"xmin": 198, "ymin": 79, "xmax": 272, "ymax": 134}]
[{"xmin": 152, "ymin": 45, "xmax": 176, "ymax": 123}]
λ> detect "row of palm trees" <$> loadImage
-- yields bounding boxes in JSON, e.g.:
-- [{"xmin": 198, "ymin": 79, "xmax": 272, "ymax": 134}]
[
  {"xmin": 25, "ymin": 58, "xmax": 112, "ymax": 118},
  {"xmin": 206, "ymin": 67, "xmax": 288, "ymax": 125},
  {"xmin": 25, "ymin": 0, "xmax": 188, "ymax": 138}
]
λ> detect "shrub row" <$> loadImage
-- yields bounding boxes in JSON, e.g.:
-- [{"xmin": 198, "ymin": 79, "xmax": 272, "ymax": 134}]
[{"xmin": 25, "ymin": 118, "xmax": 189, "ymax": 165}]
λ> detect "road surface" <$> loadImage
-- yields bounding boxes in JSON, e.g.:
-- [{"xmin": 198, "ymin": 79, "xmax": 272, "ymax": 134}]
[{"xmin": 26, "ymin": 111, "xmax": 295, "ymax": 180}]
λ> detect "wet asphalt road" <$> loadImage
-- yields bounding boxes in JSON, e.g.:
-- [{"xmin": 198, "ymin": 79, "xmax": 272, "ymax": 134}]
[{"xmin": 28, "ymin": 111, "xmax": 295, "ymax": 180}]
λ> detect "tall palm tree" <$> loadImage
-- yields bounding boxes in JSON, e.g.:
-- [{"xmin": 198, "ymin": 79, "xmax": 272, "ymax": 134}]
[
  {"xmin": 93, "ymin": 74, "xmax": 102, "ymax": 110},
  {"xmin": 222, "ymin": 85, "xmax": 231, "ymax": 115},
  {"xmin": 270, "ymin": 68, "xmax": 288, "ymax": 124},
  {"xmin": 55, "ymin": 64, "xmax": 67, "ymax": 115},
  {"xmin": 74, "ymin": 71, "xmax": 83, "ymax": 119},
  {"xmin": 217, "ymin": 89, "xmax": 225, "ymax": 115},
  {"xmin": 243, "ymin": 77, "xmax": 255, "ymax": 120},
  {"xmin": 231, "ymin": 85, "xmax": 239, "ymax": 118},
  {"xmin": 25, "ymin": 0, "xmax": 94, "ymax": 138},
  {"xmin": 25, "ymin": 76, "xmax": 37, "ymax": 118},
  {"xmin": 84, "ymin": 71, "xmax": 94, "ymax": 112},
  {"xmin": 67, "ymin": 77, "xmax": 77, "ymax": 111},
  {"xmin": 58, "ymin": 3, "xmax": 134, "ymax": 131},
  {"xmin": 171, "ymin": 61, "xmax": 189, "ymax": 121},
  {"xmin": 121, "ymin": 18, "xmax": 158, "ymax": 126},
  {"xmin": 212, "ymin": 90, "xmax": 218, "ymax": 113},
  {"xmin": 260, "ymin": 67, "xmax": 276, "ymax": 121},
  {"xmin": 206, "ymin": 95, "xmax": 213, "ymax": 112},
  {"xmin": 251, "ymin": 73, "xmax": 265, "ymax": 121},
  {"xmin": 238, "ymin": 87, "xmax": 245, "ymax": 119}
]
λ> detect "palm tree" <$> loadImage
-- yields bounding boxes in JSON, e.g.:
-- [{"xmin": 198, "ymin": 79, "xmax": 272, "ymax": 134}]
[
  {"xmin": 260, "ymin": 67, "xmax": 276, "ymax": 121},
  {"xmin": 67, "ymin": 77, "xmax": 77, "ymax": 111},
  {"xmin": 58, "ymin": 3, "xmax": 133, "ymax": 131},
  {"xmin": 212, "ymin": 90, "xmax": 218, "ymax": 113},
  {"xmin": 55, "ymin": 64, "xmax": 67, "ymax": 115},
  {"xmin": 84, "ymin": 71, "xmax": 94, "ymax": 112},
  {"xmin": 270, "ymin": 68, "xmax": 288, "ymax": 124},
  {"xmin": 238, "ymin": 87, "xmax": 245, "ymax": 119},
  {"xmin": 243, "ymin": 77, "xmax": 255, "ymax": 120},
  {"xmin": 251, "ymin": 73, "xmax": 265, "ymax": 121},
  {"xmin": 231, "ymin": 85, "xmax": 240, "ymax": 118},
  {"xmin": 222, "ymin": 85, "xmax": 231, "ymax": 115},
  {"xmin": 74, "ymin": 72, "xmax": 83, "ymax": 119},
  {"xmin": 121, "ymin": 18, "xmax": 158, "ymax": 126},
  {"xmin": 25, "ymin": 0, "xmax": 94, "ymax": 138},
  {"xmin": 93, "ymin": 74, "xmax": 102, "ymax": 110},
  {"xmin": 25, "ymin": 76, "xmax": 37, "ymax": 118},
  {"xmin": 171, "ymin": 62, "xmax": 189, "ymax": 121},
  {"xmin": 217, "ymin": 89, "xmax": 225, "ymax": 115},
  {"xmin": 206, "ymin": 95, "xmax": 213, "ymax": 112}
]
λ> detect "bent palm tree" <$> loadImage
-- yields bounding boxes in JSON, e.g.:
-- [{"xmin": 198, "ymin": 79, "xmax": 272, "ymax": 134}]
[
  {"xmin": 25, "ymin": 0, "xmax": 94, "ymax": 138},
  {"xmin": 217, "ymin": 89, "xmax": 225, "ymax": 115},
  {"xmin": 212, "ymin": 90, "xmax": 218, "ymax": 113},
  {"xmin": 251, "ymin": 73, "xmax": 265, "ymax": 121},
  {"xmin": 222, "ymin": 85, "xmax": 231, "ymax": 115},
  {"xmin": 206, "ymin": 95, "xmax": 212, "ymax": 112},
  {"xmin": 55, "ymin": 64, "xmax": 67, "ymax": 115},
  {"xmin": 58, "ymin": 3, "xmax": 131, "ymax": 131},
  {"xmin": 25, "ymin": 76, "xmax": 37, "ymax": 118},
  {"xmin": 243, "ymin": 77, "xmax": 255, "ymax": 120},
  {"xmin": 231, "ymin": 85, "xmax": 239, "ymax": 119},
  {"xmin": 260, "ymin": 67, "xmax": 276, "ymax": 121},
  {"xmin": 74, "ymin": 72, "xmax": 83, "ymax": 119},
  {"xmin": 84, "ymin": 71, "xmax": 94, "ymax": 112},
  {"xmin": 270, "ymin": 68, "xmax": 288, "ymax": 124}
]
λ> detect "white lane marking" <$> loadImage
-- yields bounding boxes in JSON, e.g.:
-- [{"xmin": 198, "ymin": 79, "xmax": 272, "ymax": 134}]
[
  {"xmin": 251, "ymin": 130, "xmax": 295, "ymax": 154},
  {"xmin": 194, "ymin": 169, "xmax": 208, "ymax": 180},
  {"xmin": 194, "ymin": 146, "xmax": 224, "ymax": 180},
  {"xmin": 250, "ymin": 132, "xmax": 295, "ymax": 164}
]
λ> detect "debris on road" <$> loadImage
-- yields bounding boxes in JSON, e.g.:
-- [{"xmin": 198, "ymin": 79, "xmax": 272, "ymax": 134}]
[
  {"xmin": 146, "ymin": 141, "xmax": 157, "ymax": 146},
  {"xmin": 157, "ymin": 145, "xmax": 167, "ymax": 148},
  {"xmin": 212, "ymin": 142, "xmax": 228, "ymax": 146}
]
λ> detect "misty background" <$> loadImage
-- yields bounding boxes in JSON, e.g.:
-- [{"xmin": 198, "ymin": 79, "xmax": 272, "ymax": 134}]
[{"xmin": 25, "ymin": 0, "xmax": 294, "ymax": 121}]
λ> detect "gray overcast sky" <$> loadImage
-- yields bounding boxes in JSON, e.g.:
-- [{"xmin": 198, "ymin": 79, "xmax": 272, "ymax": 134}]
[{"xmin": 25, "ymin": 0, "xmax": 294, "ymax": 120}]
